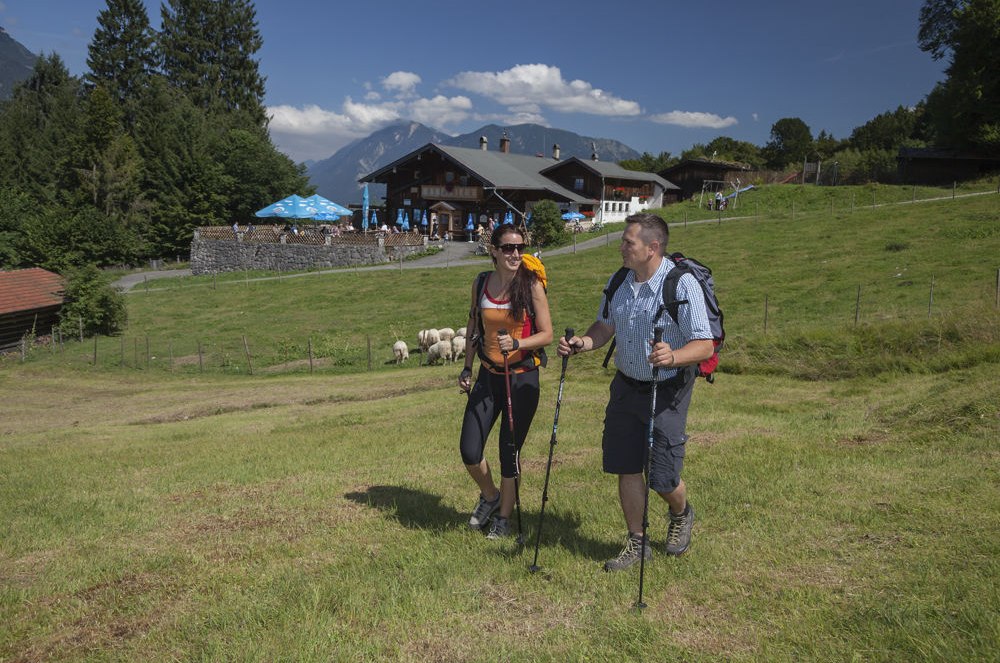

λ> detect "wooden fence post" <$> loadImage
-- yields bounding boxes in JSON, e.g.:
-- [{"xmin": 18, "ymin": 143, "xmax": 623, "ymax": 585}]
[
  {"xmin": 763, "ymin": 295, "xmax": 769, "ymax": 335},
  {"xmin": 120, "ymin": 335, "xmax": 125, "ymax": 367},
  {"xmin": 78, "ymin": 316, "xmax": 83, "ymax": 343},
  {"xmin": 198, "ymin": 341, "xmax": 204, "ymax": 373},
  {"xmin": 308, "ymin": 337, "xmax": 314, "ymax": 374},
  {"xmin": 242, "ymin": 335, "xmax": 253, "ymax": 375},
  {"xmin": 145, "ymin": 335, "xmax": 150, "ymax": 368},
  {"xmin": 93, "ymin": 335, "xmax": 98, "ymax": 366},
  {"xmin": 928, "ymin": 277, "xmax": 935, "ymax": 318},
  {"xmin": 995, "ymin": 268, "xmax": 999, "ymax": 308},
  {"xmin": 169, "ymin": 342, "xmax": 174, "ymax": 372},
  {"xmin": 367, "ymin": 335, "xmax": 372, "ymax": 371},
  {"xmin": 854, "ymin": 285, "xmax": 862, "ymax": 326}
]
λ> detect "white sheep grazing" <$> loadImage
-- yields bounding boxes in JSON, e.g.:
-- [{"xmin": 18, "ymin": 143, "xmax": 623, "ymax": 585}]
[
  {"xmin": 426, "ymin": 339, "xmax": 454, "ymax": 365},
  {"xmin": 452, "ymin": 336, "xmax": 466, "ymax": 360},
  {"xmin": 392, "ymin": 340, "xmax": 409, "ymax": 364},
  {"xmin": 417, "ymin": 328, "xmax": 440, "ymax": 352},
  {"xmin": 454, "ymin": 326, "xmax": 466, "ymax": 338},
  {"xmin": 438, "ymin": 327, "xmax": 456, "ymax": 342}
]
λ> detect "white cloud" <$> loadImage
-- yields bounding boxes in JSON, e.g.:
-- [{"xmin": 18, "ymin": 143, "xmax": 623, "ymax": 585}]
[
  {"xmin": 649, "ymin": 111, "xmax": 738, "ymax": 129},
  {"xmin": 382, "ymin": 71, "xmax": 421, "ymax": 97},
  {"xmin": 267, "ymin": 94, "xmax": 474, "ymax": 162},
  {"xmin": 408, "ymin": 95, "xmax": 473, "ymax": 127},
  {"xmin": 752, "ymin": 113, "xmax": 759, "ymax": 122},
  {"xmin": 446, "ymin": 64, "xmax": 641, "ymax": 117}
]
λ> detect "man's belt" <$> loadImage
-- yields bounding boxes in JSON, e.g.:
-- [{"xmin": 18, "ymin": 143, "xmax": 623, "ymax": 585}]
[{"xmin": 615, "ymin": 369, "xmax": 685, "ymax": 391}]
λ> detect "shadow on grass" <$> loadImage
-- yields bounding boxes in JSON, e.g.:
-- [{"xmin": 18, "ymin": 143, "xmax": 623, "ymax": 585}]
[{"xmin": 345, "ymin": 484, "xmax": 619, "ymax": 563}]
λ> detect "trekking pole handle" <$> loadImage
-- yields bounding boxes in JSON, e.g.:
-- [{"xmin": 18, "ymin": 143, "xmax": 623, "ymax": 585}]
[
  {"xmin": 653, "ymin": 327, "xmax": 663, "ymax": 345},
  {"xmin": 498, "ymin": 328, "xmax": 509, "ymax": 356},
  {"xmin": 564, "ymin": 328, "xmax": 574, "ymax": 343}
]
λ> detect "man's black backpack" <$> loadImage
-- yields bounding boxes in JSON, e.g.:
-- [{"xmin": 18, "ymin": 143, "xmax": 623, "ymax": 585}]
[{"xmin": 601, "ymin": 253, "xmax": 725, "ymax": 382}]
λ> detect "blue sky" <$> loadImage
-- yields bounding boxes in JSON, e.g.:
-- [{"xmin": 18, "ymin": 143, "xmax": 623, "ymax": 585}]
[{"xmin": 2, "ymin": 0, "xmax": 946, "ymax": 163}]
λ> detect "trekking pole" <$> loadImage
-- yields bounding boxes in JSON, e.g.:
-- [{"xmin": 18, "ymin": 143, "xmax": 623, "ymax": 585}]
[
  {"xmin": 637, "ymin": 327, "xmax": 663, "ymax": 610},
  {"xmin": 530, "ymin": 327, "xmax": 574, "ymax": 573},
  {"xmin": 499, "ymin": 329, "xmax": 524, "ymax": 545}
]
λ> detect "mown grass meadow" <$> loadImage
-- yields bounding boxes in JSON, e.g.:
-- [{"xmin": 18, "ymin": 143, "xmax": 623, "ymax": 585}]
[{"xmin": 1, "ymin": 185, "xmax": 998, "ymax": 661}]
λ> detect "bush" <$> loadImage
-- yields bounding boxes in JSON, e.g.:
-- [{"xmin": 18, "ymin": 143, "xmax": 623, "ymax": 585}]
[
  {"xmin": 528, "ymin": 199, "xmax": 567, "ymax": 246},
  {"xmin": 58, "ymin": 264, "xmax": 128, "ymax": 337}
]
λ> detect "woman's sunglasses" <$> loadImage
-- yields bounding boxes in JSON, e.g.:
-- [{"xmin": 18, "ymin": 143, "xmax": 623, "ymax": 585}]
[{"xmin": 498, "ymin": 243, "xmax": 527, "ymax": 254}]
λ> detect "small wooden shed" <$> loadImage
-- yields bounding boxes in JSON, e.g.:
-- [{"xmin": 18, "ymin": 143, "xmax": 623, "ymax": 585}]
[{"xmin": 0, "ymin": 268, "xmax": 65, "ymax": 349}]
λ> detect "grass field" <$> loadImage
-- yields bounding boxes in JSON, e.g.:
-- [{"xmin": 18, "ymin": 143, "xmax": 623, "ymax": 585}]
[{"xmin": 1, "ymin": 185, "xmax": 998, "ymax": 661}]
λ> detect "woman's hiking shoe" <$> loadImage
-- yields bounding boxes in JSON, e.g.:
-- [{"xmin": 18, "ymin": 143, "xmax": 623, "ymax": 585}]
[
  {"xmin": 485, "ymin": 516, "xmax": 510, "ymax": 540},
  {"xmin": 468, "ymin": 492, "xmax": 501, "ymax": 530},
  {"xmin": 665, "ymin": 503, "xmax": 694, "ymax": 556},
  {"xmin": 603, "ymin": 533, "xmax": 652, "ymax": 572}
]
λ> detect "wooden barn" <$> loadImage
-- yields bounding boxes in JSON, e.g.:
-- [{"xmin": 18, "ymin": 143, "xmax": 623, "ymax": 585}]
[
  {"xmin": 658, "ymin": 158, "xmax": 754, "ymax": 202},
  {"xmin": 896, "ymin": 148, "xmax": 1000, "ymax": 185},
  {"xmin": 0, "ymin": 268, "xmax": 65, "ymax": 350}
]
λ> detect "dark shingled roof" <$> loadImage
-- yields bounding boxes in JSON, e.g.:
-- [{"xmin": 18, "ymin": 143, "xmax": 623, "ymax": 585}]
[{"xmin": 0, "ymin": 268, "xmax": 65, "ymax": 315}]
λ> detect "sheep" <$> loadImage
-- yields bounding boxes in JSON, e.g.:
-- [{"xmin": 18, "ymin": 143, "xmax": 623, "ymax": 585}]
[
  {"xmin": 426, "ymin": 339, "xmax": 454, "ymax": 365},
  {"xmin": 454, "ymin": 326, "xmax": 466, "ymax": 338},
  {"xmin": 438, "ymin": 327, "xmax": 456, "ymax": 342},
  {"xmin": 392, "ymin": 340, "xmax": 409, "ymax": 364},
  {"xmin": 452, "ymin": 335, "xmax": 466, "ymax": 361},
  {"xmin": 417, "ymin": 328, "xmax": 440, "ymax": 352}
]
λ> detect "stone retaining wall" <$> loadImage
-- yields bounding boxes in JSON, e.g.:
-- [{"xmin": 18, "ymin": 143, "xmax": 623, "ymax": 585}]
[{"xmin": 189, "ymin": 229, "xmax": 427, "ymax": 275}]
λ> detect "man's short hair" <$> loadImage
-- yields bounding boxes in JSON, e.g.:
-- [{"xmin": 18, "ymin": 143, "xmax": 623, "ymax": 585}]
[{"xmin": 625, "ymin": 213, "xmax": 669, "ymax": 254}]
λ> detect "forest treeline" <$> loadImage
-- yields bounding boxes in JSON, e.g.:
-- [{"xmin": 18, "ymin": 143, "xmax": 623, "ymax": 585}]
[
  {"xmin": 0, "ymin": 0, "xmax": 310, "ymax": 272},
  {"xmin": 1, "ymin": 0, "xmax": 997, "ymax": 272}
]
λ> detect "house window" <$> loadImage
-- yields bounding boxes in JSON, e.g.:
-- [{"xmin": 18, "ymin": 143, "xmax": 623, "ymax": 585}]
[{"xmin": 574, "ymin": 178, "xmax": 584, "ymax": 190}]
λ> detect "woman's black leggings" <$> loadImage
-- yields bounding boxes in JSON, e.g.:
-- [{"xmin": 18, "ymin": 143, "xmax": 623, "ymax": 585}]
[{"xmin": 459, "ymin": 367, "xmax": 540, "ymax": 478}]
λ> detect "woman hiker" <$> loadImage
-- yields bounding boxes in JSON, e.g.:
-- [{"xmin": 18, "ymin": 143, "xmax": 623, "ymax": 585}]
[{"xmin": 457, "ymin": 223, "xmax": 553, "ymax": 539}]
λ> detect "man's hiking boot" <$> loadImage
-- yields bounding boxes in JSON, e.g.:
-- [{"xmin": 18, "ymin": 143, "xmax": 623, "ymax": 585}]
[
  {"xmin": 603, "ymin": 533, "xmax": 652, "ymax": 572},
  {"xmin": 485, "ymin": 516, "xmax": 510, "ymax": 540},
  {"xmin": 468, "ymin": 492, "xmax": 500, "ymax": 530},
  {"xmin": 665, "ymin": 503, "xmax": 694, "ymax": 556}
]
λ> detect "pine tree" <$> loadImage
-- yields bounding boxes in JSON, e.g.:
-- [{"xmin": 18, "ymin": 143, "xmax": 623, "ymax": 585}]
[
  {"xmin": 85, "ymin": 0, "xmax": 157, "ymax": 113},
  {"xmin": 159, "ymin": 0, "xmax": 267, "ymax": 128}
]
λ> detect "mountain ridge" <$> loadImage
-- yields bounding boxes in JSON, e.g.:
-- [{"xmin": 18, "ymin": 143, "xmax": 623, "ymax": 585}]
[
  {"xmin": 306, "ymin": 121, "xmax": 642, "ymax": 205},
  {"xmin": 0, "ymin": 27, "xmax": 38, "ymax": 100}
]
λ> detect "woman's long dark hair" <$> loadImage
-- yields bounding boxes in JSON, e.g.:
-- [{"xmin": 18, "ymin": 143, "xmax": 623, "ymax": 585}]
[{"xmin": 490, "ymin": 223, "xmax": 536, "ymax": 323}]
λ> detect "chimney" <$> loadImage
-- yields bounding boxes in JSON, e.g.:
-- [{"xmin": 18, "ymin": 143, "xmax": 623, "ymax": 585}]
[
  {"xmin": 499, "ymin": 132, "xmax": 510, "ymax": 154},
  {"xmin": 552, "ymin": 143, "xmax": 560, "ymax": 160},
  {"xmin": 479, "ymin": 136, "xmax": 488, "ymax": 151}
]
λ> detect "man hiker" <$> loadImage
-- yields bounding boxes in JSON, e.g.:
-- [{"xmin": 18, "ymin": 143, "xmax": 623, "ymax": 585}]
[{"xmin": 557, "ymin": 213, "xmax": 714, "ymax": 571}]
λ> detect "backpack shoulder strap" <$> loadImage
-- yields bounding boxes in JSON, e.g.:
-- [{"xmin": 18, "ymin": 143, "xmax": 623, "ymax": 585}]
[
  {"xmin": 602, "ymin": 267, "xmax": 631, "ymax": 319},
  {"xmin": 600, "ymin": 267, "xmax": 630, "ymax": 369},
  {"xmin": 661, "ymin": 266, "xmax": 689, "ymax": 326}
]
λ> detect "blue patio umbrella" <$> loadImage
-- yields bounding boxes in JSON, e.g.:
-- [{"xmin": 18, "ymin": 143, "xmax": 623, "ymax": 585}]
[
  {"xmin": 304, "ymin": 194, "xmax": 351, "ymax": 218},
  {"xmin": 396, "ymin": 208, "xmax": 403, "ymax": 228},
  {"xmin": 466, "ymin": 213, "xmax": 475, "ymax": 242},
  {"xmin": 562, "ymin": 210, "xmax": 586, "ymax": 221},
  {"xmin": 401, "ymin": 212, "xmax": 410, "ymax": 231},
  {"xmin": 312, "ymin": 212, "xmax": 340, "ymax": 222},
  {"xmin": 255, "ymin": 194, "xmax": 318, "ymax": 219},
  {"xmin": 420, "ymin": 211, "xmax": 428, "ymax": 228},
  {"xmin": 368, "ymin": 210, "xmax": 377, "ymax": 230},
  {"xmin": 361, "ymin": 184, "xmax": 369, "ymax": 231},
  {"xmin": 525, "ymin": 211, "xmax": 533, "ymax": 226},
  {"xmin": 504, "ymin": 209, "xmax": 514, "ymax": 225}
]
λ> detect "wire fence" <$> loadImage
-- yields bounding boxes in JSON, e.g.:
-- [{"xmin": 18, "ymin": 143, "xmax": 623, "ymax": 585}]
[{"xmin": 10, "ymin": 264, "xmax": 998, "ymax": 375}]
